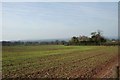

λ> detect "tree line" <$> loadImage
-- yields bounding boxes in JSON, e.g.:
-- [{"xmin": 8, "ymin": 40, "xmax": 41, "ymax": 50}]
[
  {"xmin": 2, "ymin": 40, "xmax": 68, "ymax": 46},
  {"xmin": 1, "ymin": 31, "xmax": 119, "ymax": 46},
  {"xmin": 68, "ymin": 31, "xmax": 106, "ymax": 45}
]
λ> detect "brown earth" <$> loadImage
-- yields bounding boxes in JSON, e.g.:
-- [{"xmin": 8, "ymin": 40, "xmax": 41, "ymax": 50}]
[{"xmin": 92, "ymin": 56, "xmax": 118, "ymax": 78}]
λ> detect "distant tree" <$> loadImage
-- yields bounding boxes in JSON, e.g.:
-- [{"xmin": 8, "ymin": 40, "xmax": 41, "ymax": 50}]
[
  {"xmin": 90, "ymin": 30, "xmax": 106, "ymax": 45},
  {"xmin": 69, "ymin": 36, "xmax": 79, "ymax": 45},
  {"xmin": 55, "ymin": 40, "xmax": 60, "ymax": 45},
  {"xmin": 79, "ymin": 36, "xmax": 89, "ymax": 42},
  {"xmin": 61, "ymin": 40, "xmax": 66, "ymax": 45},
  {"xmin": 91, "ymin": 32, "xmax": 97, "ymax": 37}
]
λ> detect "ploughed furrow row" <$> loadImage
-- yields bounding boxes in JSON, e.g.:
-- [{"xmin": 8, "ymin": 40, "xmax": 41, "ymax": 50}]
[
  {"xmin": 93, "ymin": 55, "xmax": 119, "ymax": 78},
  {"xmin": 2, "ymin": 46, "xmax": 117, "ymax": 78},
  {"xmin": 67, "ymin": 53, "xmax": 117, "ymax": 78},
  {"xmin": 24, "ymin": 50, "xmax": 115, "ymax": 78},
  {"xmin": 2, "ymin": 48, "xmax": 104, "ymax": 78},
  {"xmin": 90, "ymin": 56, "xmax": 117, "ymax": 78}
]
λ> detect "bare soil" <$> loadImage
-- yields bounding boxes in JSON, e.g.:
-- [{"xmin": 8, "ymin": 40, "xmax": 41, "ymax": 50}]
[{"xmin": 92, "ymin": 56, "xmax": 118, "ymax": 78}]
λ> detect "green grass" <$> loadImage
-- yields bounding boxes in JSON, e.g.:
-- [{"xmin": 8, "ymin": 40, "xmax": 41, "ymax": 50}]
[{"xmin": 2, "ymin": 45, "xmax": 118, "ymax": 78}]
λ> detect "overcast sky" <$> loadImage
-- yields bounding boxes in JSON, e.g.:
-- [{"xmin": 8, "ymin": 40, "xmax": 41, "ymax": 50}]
[{"xmin": 2, "ymin": 2, "xmax": 118, "ymax": 41}]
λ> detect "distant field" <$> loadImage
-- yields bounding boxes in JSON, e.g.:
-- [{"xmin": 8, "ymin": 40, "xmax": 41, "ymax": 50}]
[{"xmin": 2, "ymin": 45, "xmax": 118, "ymax": 78}]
